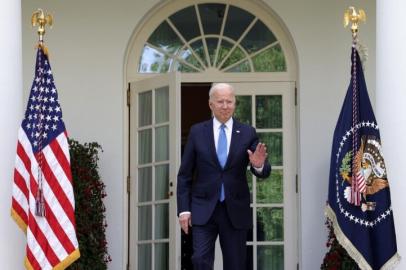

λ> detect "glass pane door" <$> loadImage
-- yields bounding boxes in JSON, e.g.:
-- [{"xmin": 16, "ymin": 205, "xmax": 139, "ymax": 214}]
[
  {"xmin": 130, "ymin": 73, "xmax": 181, "ymax": 270},
  {"xmin": 231, "ymin": 82, "xmax": 297, "ymax": 270}
]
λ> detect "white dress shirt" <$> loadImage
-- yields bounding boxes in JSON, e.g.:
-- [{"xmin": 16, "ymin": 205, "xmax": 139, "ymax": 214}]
[{"xmin": 213, "ymin": 117, "xmax": 232, "ymax": 156}]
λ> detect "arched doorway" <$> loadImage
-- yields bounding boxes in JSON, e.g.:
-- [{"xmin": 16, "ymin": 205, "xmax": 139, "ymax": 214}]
[{"xmin": 125, "ymin": 1, "xmax": 298, "ymax": 269}]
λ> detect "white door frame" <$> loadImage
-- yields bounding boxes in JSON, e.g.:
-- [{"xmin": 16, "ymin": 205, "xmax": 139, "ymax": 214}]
[
  {"xmin": 129, "ymin": 72, "xmax": 181, "ymax": 270},
  {"xmin": 127, "ymin": 75, "xmax": 298, "ymax": 269}
]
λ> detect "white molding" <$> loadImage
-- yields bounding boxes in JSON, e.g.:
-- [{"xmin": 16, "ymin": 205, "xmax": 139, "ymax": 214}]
[{"xmin": 125, "ymin": 0, "xmax": 298, "ymax": 80}]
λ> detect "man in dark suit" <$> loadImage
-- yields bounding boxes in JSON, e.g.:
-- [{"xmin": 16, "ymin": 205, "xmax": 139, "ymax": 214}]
[{"xmin": 177, "ymin": 83, "xmax": 271, "ymax": 270}]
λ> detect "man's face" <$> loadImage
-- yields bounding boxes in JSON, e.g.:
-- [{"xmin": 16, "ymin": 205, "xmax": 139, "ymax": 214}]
[{"xmin": 209, "ymin": 86, "xmax": 236, "ymax": 123}]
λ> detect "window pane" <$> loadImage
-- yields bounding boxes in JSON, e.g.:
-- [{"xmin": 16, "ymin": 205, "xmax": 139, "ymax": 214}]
[
  {"xmin": 190, "ymin": 39, "xmax": 208, "ymax": 67},
  {"xmin": 147, "ymin": 21, "xmax": 183, "ymax": 54},
  {"xmin": 138, "ymin": 244, "xmax": 152, "ymax": 270},
  {"xmin": 258, "ymin": 245, "xmax": 284, "ymax": 270},
  {"xmin": 224, "ymin": 6, "xmax": 254, "ymax": 41},
  {"xmin": 225, "ymin": 60, "xmax": 250, "ymax": 72},
  {"xmin": 258, "ymin": 132, "xmax": 282, "ymax": 166},
  {"xmin": 257, "ymin": 170, "xmax": 283, "ymax": 204},
  {"xmin": 175, "ymin": 62, "xmax": 200, "ymax": 73},
  {"xmin": 216, "ymin": 39, "xmax": 233, "ymax": 67},
  {"xmin": 169, "ymin": 6, "xmax": 200, "ymax": 41},
  {"xmin": 155, "ymin": 126, "xmax": 169, "ymax": 162},
  {"xmin": 234, "ymin": 95, "xmax": 252, "ymax": 125},
  {"xmin": 155, "ymin": 86, "xmax": 169, "ymax": 124},
  {"xmin": 139, "ymin": 129, "xmax": 152, "ymax": 164},
  {"xmin": 206, "ymin": 38, "xmax": 218, "ymax": 66},
  {"xmin": 256, "ymin": 95, "xmax": 282, "ymax": 129},
  {"xmin": 138, "ymin": 206, "xmax": 152, "ymax": 240},
  {"xmin": 178, "ymin": 47, "xmax": 203, "ymax": 69},
  {"xmin": 138, "ymin": 167, "xmax": 152, "ymax": 202},
  {"xmin": 257, "ymin": 207, "xmax": 283, "ymax": 241},
  {"xmin": 198, "ymin": 4, "xmax": 226, "ymax": 35},
  {"xmin": 241, "ymin": 20, "xmax": 276, "ymax": 54},
  {"xmin": 155, "ymin": 204, "xmax": 169, "ymax": 239},
  {"xmin": 155, "ymin": 164, "xmax": 169, "ymax": 200},
  {"xmin": 155, "ymin": 243, "xmax": 169, "ymax": 270},
  {"xmin": 139, "ymin": 91, "xmax": 152, "ymax": 126},
  {"xmin": 221, "ymin": 46, "xmax": 245, "ymax": 69},
  {"xmin": 253, "ymin": 44, "xmax": 286, "ymax": 72},
  {"xmin": 139, "ymin": 45, "xmax": 172, "ymax": 73}
]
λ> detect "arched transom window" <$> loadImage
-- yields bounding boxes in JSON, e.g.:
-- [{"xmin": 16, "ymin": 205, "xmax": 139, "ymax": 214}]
[{"xmin": 138, "ymin": 3, "xmax": 287, "ymax": 73}]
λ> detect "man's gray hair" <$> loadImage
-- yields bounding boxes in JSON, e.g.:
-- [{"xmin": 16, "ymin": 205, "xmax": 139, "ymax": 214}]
[{"xmin": 209, "ymin": 83, "xmax": 235, "ymax": 100}]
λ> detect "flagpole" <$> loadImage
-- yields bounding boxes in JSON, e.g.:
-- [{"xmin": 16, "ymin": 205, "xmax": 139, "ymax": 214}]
[
  {"xmin": 31, "ymin": 8, "xmax": 53, "ymax": 217},
  {"xmin": 31, "ymin": 9, "xmax": 52, "ymax": 54},
  {"xmin": 344, "ymin": 7, "xmax": 367, "ymax": 206},
  {"xmin": 343, "ymin": 6, "xmax": 366, "ymax": 40},
  {"xmin": 31, "ymin": 9, "xmax": 53, "ymax": 42}
]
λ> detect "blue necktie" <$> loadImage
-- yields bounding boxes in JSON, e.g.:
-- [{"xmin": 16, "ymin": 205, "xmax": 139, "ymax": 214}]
[{"xmin": 217, "ymin": 124, "xmax": 227, "ymax": 201}]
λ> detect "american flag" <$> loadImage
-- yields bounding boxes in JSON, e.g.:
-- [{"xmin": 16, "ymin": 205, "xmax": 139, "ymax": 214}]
[{"xmin": 11, "ymin": 47, "xmax": 80, "ymax": 269}]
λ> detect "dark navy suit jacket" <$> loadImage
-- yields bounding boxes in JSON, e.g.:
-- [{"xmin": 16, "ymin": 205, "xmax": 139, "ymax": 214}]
[{"xmin": 177, "ymin": 118, "xmax": 271, "ymax": 229}]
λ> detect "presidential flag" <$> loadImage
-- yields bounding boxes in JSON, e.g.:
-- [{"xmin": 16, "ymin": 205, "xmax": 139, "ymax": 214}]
[
  {"xmin": 325, "ymin": 47, "xmax": 400, "ymax": 270},
  {"xmin": 11, "ymin": 46, "xmax": 80, "ymax": 269}
]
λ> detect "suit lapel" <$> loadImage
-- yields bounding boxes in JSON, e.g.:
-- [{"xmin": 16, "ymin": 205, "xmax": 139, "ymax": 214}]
[
  {"xmin": 205, "ymin": 119, "xmax": 222, "ymax": 169},
  {"xmin": 224, "ymin": 119, "xmax": 241, "ymax": 169}
]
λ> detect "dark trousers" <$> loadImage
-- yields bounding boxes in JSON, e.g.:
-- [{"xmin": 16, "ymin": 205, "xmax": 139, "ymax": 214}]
[{"xmin": 191, "ymin": 202, "xmax": 247, "ymax": 270}]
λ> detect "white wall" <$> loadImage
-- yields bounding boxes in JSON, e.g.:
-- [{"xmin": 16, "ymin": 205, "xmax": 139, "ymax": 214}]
[
  {"xmin": 377, "ymin": 1, "xmax": 406, "ymax": 269},
  {"xmin": 0, "ymin": 0, "xmax": 26, "ymax": 269},
  {"xmin": 20, "ymin": 1, "xmax": 376, "ymax": 270}
]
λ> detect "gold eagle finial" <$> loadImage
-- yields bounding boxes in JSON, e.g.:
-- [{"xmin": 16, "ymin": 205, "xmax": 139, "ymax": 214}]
[
  {"xmin": 344, "ymin": 7, "xmax": 366, "ymax": 38},
  {"xmin": 31, "ymin": 9, "xmax": 53, "ymax": 42}
]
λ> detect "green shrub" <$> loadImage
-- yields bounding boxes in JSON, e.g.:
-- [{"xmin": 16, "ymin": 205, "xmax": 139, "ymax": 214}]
[
  {"xmin": 321, "ymin": 219, "xmax": 359, "ymax": 270},
  {"xmin": 67, "ymin": 139, "xmax": 111, "ymax": 270}
]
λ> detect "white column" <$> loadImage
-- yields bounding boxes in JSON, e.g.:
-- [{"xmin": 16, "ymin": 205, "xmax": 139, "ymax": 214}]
[
  {"xmin": 0, "ymin": 0, "xmax": 25, "ymax": 268},
  {"xmin": 376, "ymin": 1, "xmax": 406, "ymax": 267}
]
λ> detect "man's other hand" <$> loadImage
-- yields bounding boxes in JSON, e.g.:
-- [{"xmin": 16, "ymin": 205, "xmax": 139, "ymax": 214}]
[{"xmin": 179, "ymin": 213, "xmax": 192, "ymax": 234}]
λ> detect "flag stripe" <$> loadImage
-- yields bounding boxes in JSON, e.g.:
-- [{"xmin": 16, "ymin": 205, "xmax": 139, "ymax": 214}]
[
  {"xmin": 54, "ymin": 134, "xmax": 72, "ymax": 180},
  {"xmin": 26, "ymin": 246, "xmax": 42, "ymax": 270},
  {"xmin": 49, "ymin": 138, "xmax": 72, "ymax": 183},
  {"xmin": 36, "ymin": 152, "xmax": 75, "ymax": 225},
  {"xmin": 356, "ymin": 171, "xmax": 366, "ymax": 193},
  {"xmin": 28, "ymin": 211, "xmax": 61, "ymax": 266},
  {"xmin": 18, "ymin": 130, "xmax": 78, "ymax": 248},
  {"xmin": 44, "ymin": 199, "xmax": 76, "ymax": 253},
  {"xmin": 16, "ymin": 139, "xmax": 32, "ymax": 176},
  {"xmin": 12, "ymin": 198, "xmax": 28, "ymax": 226},
  {"xmin": 27, "ymin": 225, "xmax": 53, "ymax": 270},
  {"xmin": 13, "ymin": 169, "xmax": 29, "ymax": 205},
  {"xmin": 27, "ymin": 172, "xmax": 73, "ymax": 259},
  {"xmin": 44, "ymin": 140, "xmax": 74, "ymax": 201}
]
